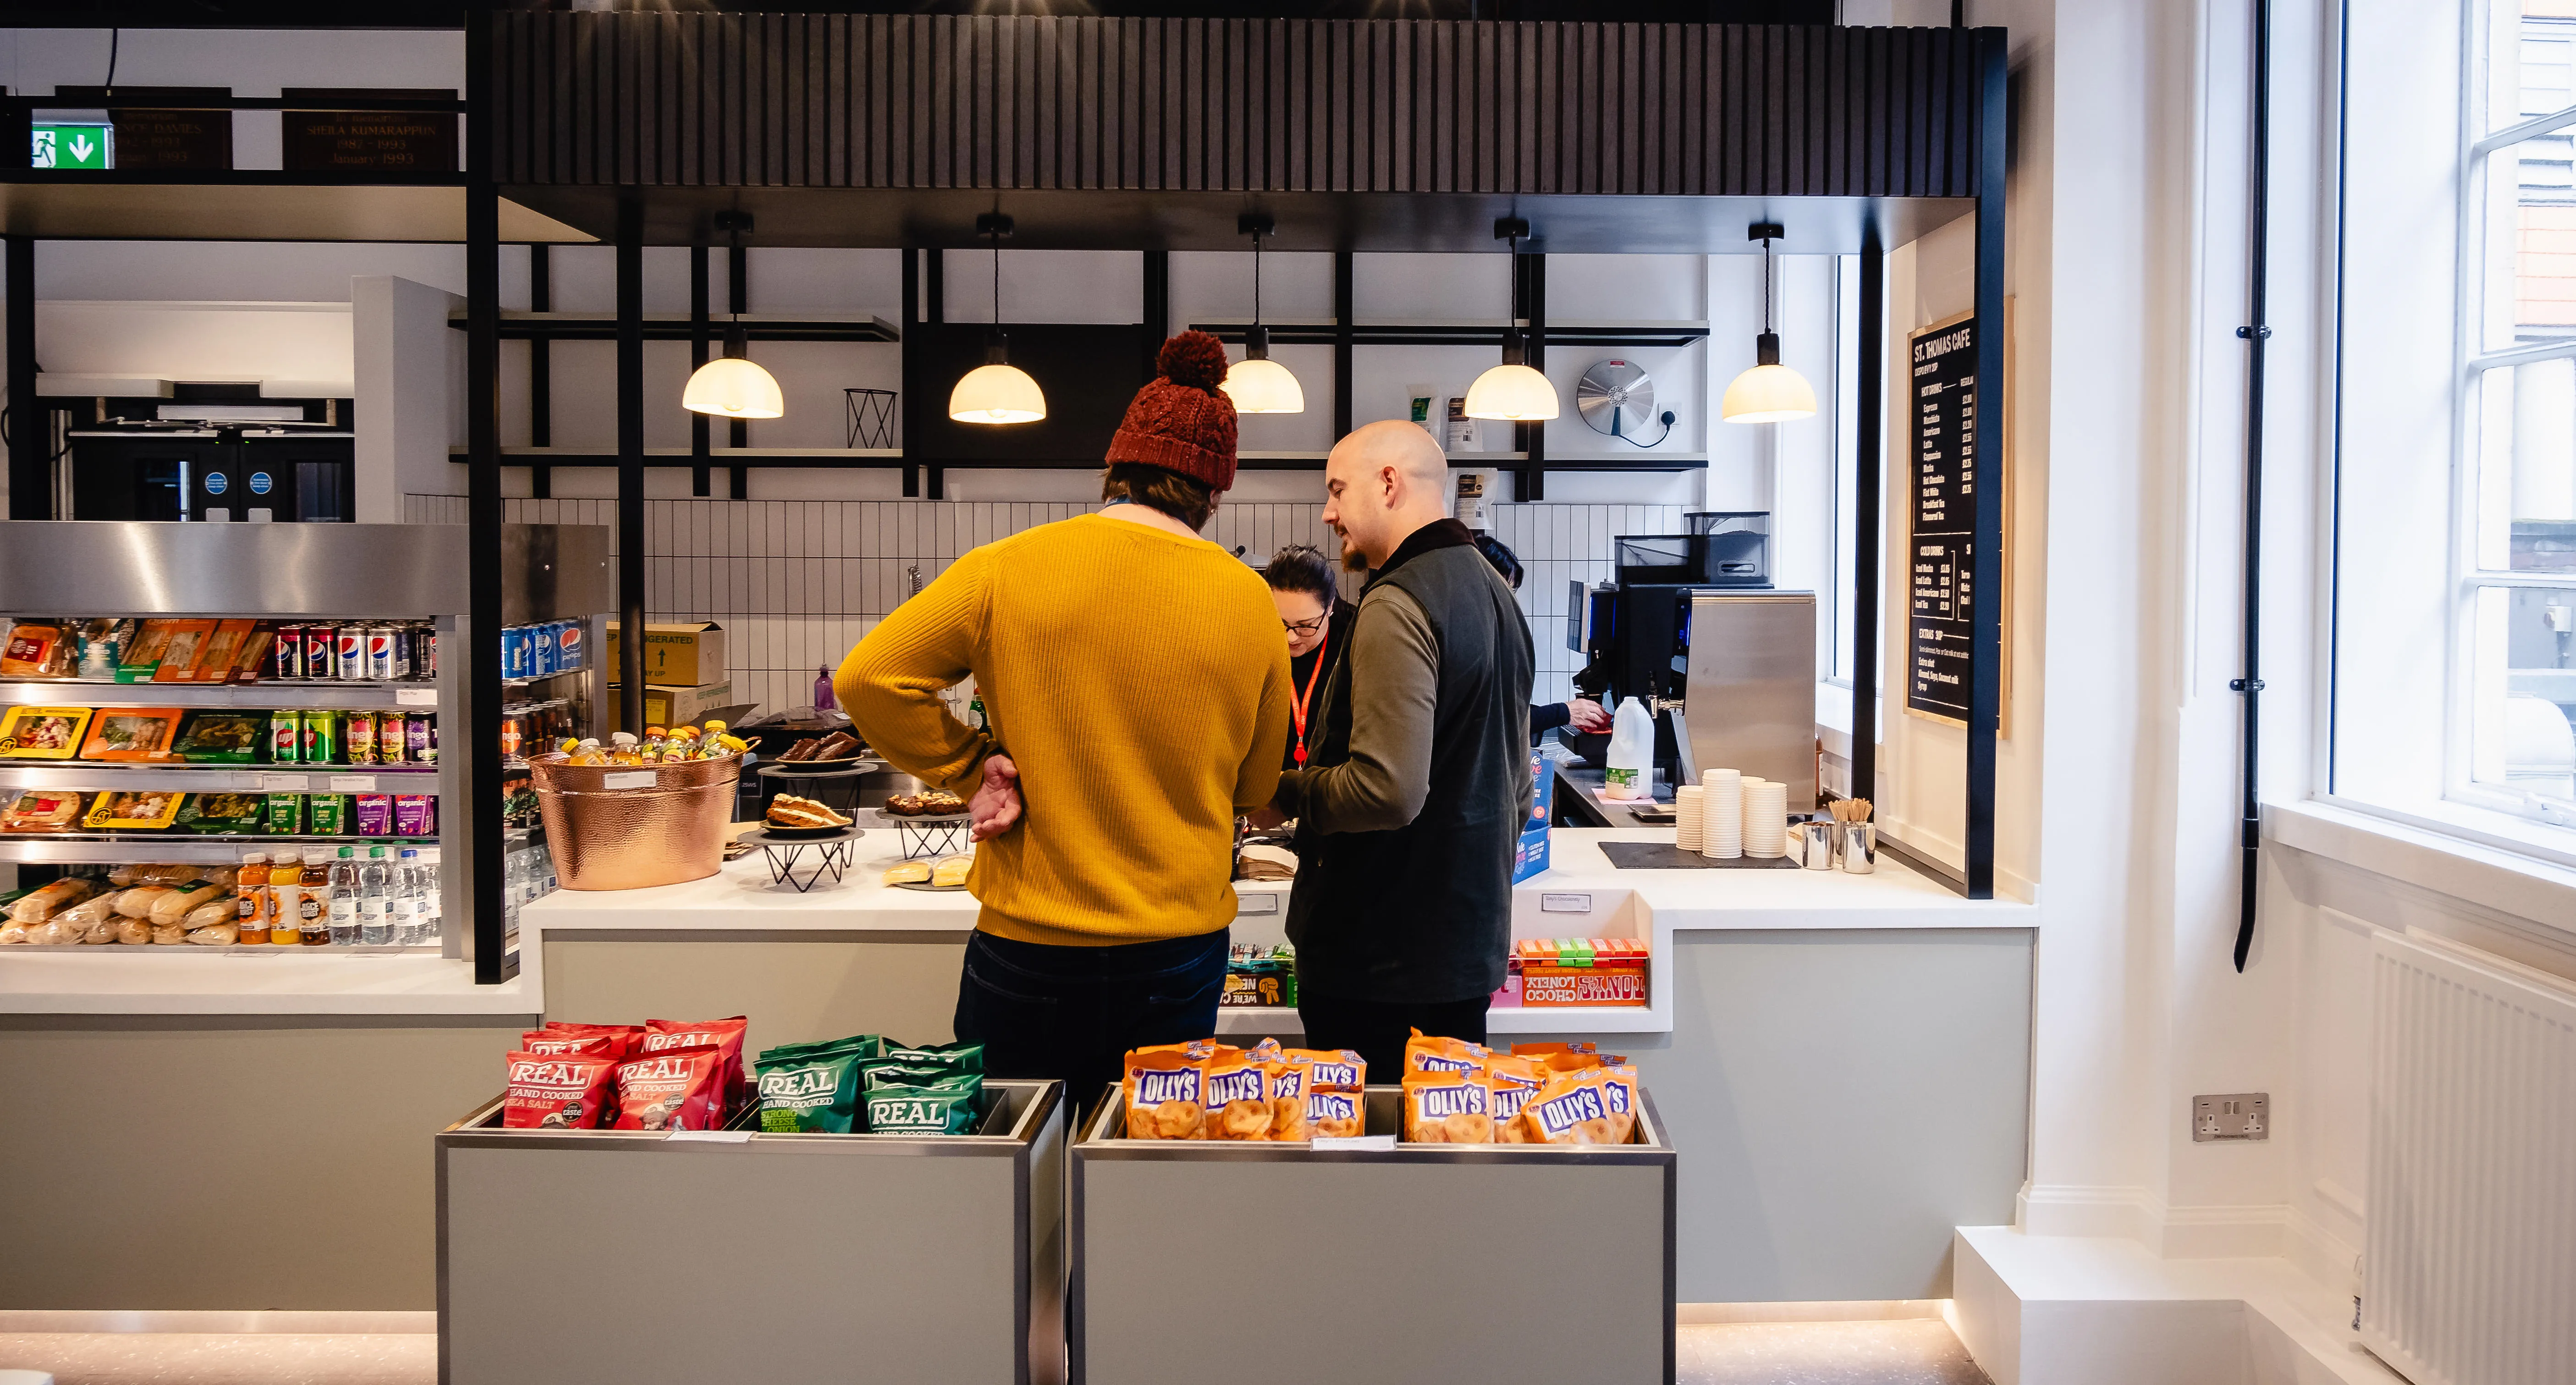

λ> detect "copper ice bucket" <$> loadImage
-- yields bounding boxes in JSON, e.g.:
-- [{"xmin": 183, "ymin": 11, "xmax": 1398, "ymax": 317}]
[{"xmin": 529, "ymin": 752, "xmax": 738, "ymax": 890}]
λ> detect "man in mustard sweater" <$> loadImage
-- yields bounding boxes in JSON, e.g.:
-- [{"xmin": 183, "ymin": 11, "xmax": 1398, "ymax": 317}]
[{"xmin": 837, "ymin": 332, "xmax": 1292, "ymax": 1106}]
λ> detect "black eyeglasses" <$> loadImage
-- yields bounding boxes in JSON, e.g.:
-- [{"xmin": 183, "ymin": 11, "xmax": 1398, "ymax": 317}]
[{"xmin": 1282, "ymin": 614, "xmax": 1329, "ymax": 636}]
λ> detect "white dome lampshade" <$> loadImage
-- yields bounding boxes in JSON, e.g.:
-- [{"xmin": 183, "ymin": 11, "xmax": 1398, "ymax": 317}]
[
  {"xmin": 1721, "ymin": 333, "xmax": 1818, "ymax": 424},
  {"xmin": 681, "ymin": 356, "xmax": 786, "ymax": 419},
  {"xmin": 948, "ymin": 361, "xmax": 1046, "ymax": 425},
  {"xmin": 1222, "ymin": 355, "xmax": 1305, "ymax": 414},
  {"xmin": 1465, "ymin": 361, "xmax": 1560, "ymax": 421}
]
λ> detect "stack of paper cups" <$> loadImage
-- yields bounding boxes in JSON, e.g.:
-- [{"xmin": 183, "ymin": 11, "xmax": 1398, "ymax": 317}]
[
  {"xmin": 1742, "ymin": 778, "xmax": 1789, "ymax": 859},
  {"xmin": 1700, "ymin": 768, "xmax": 1743, "ymax": 859},
  {"xmin": 1674, "ymin": 785, "xmax": 1704, "ymax": 853}
]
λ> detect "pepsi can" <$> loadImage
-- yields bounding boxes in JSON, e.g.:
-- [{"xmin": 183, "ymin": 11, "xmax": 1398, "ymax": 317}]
[
  {"xmin": 499, "ymin": 626, "xmax": 530, "ymax": 681},
  {"xmin": 390, "ymin": 625, "xmax": 413, "ymax": 680},
  {"xmin": 335, "ymin": 625, "xmax": 366, "ymax": 680},
  {"xmin": 366, "ymin": 625, "xmax": 397, "ymax": 681},
  {"xmin": 531, "ymin": 621, "xmax": 559, "ymax": 678},
  {"xmin": 556, "ymin": 620, "xmax": 583, "ymax": 672}
]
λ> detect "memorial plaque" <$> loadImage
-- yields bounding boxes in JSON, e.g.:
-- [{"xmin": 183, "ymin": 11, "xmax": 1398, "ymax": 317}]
[
  {"xmin": 110, "ymin": 108, "xmax": 232, "ymax": 171},
  {"xmin": 282, "ymin": 89, "xmax": 457, "ymax": 173}
]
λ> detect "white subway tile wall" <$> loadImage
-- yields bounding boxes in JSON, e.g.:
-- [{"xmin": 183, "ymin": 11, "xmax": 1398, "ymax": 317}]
[{"xmin": 406, "ymin": 495, "xmax": 1683, "ymax": 716}]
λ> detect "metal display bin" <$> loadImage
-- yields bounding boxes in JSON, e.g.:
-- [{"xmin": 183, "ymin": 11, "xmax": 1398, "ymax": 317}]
[
  {"xmin": 436, "ymin": 1079, "xmax": 1067, "ymax": 1385},
  {"xmin": 1069, "ymin": 1084, "xmax": 1677, "ymax": 1385}
]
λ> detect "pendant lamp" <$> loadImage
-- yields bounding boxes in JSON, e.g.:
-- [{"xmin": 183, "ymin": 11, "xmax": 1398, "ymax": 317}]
[
  {"xmin": 1720, "ymin": 222, "xmax": 1819, "ymax": 425},
  {"xmin": 683, "ymin": 211, "xmax": 786, "ymax": 419},
  {"xmin": 950, "ymin": 212, "xmax": 1046, "ymax": 425},
  {"xmin": 1222, "ymin": 213, "xmax": 1304, "ymax": 414},
  {"xmin": 1465, "ymin": 218, "xmax": 1559, "ymax": 422}
]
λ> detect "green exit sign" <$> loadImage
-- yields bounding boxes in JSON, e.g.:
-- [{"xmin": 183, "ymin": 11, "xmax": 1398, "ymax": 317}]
[{"xmin": 32, "ymin": 122, "xmax": 113, "ymax": 170}]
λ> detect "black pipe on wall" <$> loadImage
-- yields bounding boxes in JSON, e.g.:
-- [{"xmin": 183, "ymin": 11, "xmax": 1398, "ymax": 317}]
[{"xmin": 2232, "ymin": 0, "xmax": 2275, "ymax": 972}]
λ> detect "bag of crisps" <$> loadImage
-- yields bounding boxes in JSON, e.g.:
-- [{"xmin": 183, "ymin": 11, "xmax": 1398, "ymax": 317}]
[
  {"xmin": 613, "ymin": 1046, "xmax": 730, "ymax": 1131},
  {"xmin": 1266, "ymin": 1055, "xmax": 1310, "ymax": 1141},
  {"xmin": 1205, "ymin": 1047, "xmax": 1274, "ymax": 1140},
  {"xmin": 754, "ymin": 1046, "xmax": 869, "ymax": 1133},
  {"xmin": 1294, "ymin": 1048, "xmax": 1367, "ymax": 1138},
  {"xmin": 863, "ymin": 1075, "xmax": 985, "ymax": 1135},
  {"xmin": 502, "ymin": 1050, "xmax": 618, "ymax": 1129},
  {"xmin": 537, "ymin": 1021, "xmax": 647, "ymax": 1059},
  {"xmin": 1485, "ymin": 1054, "xmax": 1544, "ymax": 1144},
  {"xmin": 1519, "ymin": 1069, "xmax": 1619, "ymax": 1145},
  {"xmin": 1595, "ymin": 1064, "xmax": 1641, "ymax": 1145},
  {"xmin": 519, "ymin": 1029, "xmax": 622, "ymax": 1059},
  {"xmin": 760, "ymin": 1033, "xmax": 885, "ymax": 1065},
  {"xmin": 644, "ymin": 1017, "xmax": 750, "ymax": 1113},
  {"xmin": 1402, "ymin": 1066, "xmax": 1494, "ymax": 1144},
  {"xmin": 883, "ymin": 1039, "xmax": 983, "ymax": 1072},
  {"xmin": 1122, "ymin": 1048, "xmax": 1209, "ymax": 1139},
  {"xmin": 1404, "ymin": 1028, "xmax": 1490, "ymax": 1075}
]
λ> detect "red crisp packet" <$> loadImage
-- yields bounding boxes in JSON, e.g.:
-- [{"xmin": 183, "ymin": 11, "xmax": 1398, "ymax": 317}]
[
  {"xmin": 520, "ymin": 1030, "xmax": 621, "ymax": 1058},
  {"xmin": 503, "ymin": 1051, "xmax": 619, "ymax": 1129},
  {"xmin": 612, "ymin": 1047, "xmax": 729, "ymax": 1131},
  {"xmin": 644, "ymin": 1016, "xmax": 749, "ymax": 1111},
  {"xmin": 539, "ymin": 1022, "xmax": 647, "ymax": 1059}
]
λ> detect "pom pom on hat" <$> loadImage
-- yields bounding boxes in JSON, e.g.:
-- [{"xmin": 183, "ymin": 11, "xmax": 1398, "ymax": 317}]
[
  {"xmin": 1106, "ymin": 331, "xmax": 1239, "ymax": 490},
  {"xmin": 1157, "ymin": 331, "xmax": 1231, "ymax": 395}
]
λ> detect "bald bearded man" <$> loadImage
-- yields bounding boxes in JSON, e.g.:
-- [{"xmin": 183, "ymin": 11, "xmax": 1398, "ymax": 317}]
[{"xmin": 1261, "ymin": 420, "xmax": 1536, "ymax": 1076}]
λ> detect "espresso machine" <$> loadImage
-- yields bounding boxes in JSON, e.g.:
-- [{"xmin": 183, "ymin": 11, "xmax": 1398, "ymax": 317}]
[{"xmin": 1565, "ymin": 513, "xmax": 1818, "ymax": 812}]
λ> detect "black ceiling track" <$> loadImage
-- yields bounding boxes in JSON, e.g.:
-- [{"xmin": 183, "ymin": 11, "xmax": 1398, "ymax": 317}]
[{"xmin": 489, "ymin": 16, "xmax": 1982, "ymax": 200}]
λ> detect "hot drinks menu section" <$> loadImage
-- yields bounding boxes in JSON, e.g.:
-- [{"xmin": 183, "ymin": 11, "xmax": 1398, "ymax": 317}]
[{"xmin": 1907, "ymin": 315, "xmax": 1977, "ymax": 724}]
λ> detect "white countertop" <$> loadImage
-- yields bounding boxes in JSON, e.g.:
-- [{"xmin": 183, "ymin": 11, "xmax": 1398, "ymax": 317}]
[{"xmin": 0, "ymin": 949, "xmax": 538, "ymax": 1017}]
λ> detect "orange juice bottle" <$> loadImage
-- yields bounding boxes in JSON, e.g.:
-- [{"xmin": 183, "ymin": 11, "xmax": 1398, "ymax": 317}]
[
  {"xmin": 269, "ymin": 850, "xmax": 303, "ymax": 946},
  {"xmin": 236, "ymin": 851, "xmax": 271, "ymax": 946}
]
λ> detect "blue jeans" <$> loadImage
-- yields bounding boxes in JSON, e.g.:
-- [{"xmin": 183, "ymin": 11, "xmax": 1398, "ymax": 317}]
[{"xmin": 953, "ymin": 927, "xmax": 1230, "ymax": 1115}]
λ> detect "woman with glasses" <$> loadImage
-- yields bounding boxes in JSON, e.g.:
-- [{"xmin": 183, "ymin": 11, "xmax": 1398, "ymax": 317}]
[{"xmin": 1263, "ymin": 544, "xmax": 1359, "ymax": 772}]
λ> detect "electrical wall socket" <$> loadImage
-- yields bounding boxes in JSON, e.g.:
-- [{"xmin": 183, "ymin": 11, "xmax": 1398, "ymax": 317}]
[{"xmin": 2193, "ymin": 1093, "xmax": 2268, "ymax": 1142}]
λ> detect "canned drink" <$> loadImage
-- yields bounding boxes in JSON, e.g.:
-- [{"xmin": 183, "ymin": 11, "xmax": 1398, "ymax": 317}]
[
  {"xmin": 532, "ymin": 622, "xmax": 559, "ymax": 678},
  {"xmin": 499, "ymin": 715, "xmax": 522, "ymax": 760},
  {"xmin": 273, "ymin": 626, "xmax": 306, "ymax": 682},
  {"xmin": 269, "ymin": 710, "xmax": 303, "ymax": 763},
  {"xmin": 499, "ymin": 626, "xmax": 529, "ymax": 681},
  {"xmin": 345, "ymin": 711, "xmax": 378, "ymax": 766},
  {"xmin": 335, "ymin": 625, "xmax": 365, "ymax": 680},
  {"xmin": 407, "ymin": 712, "xmax": 433, "ymax": 764},
  {"xmin": 390, "ymin": 625, "xmax": 413, "ymax": 681},
  {"xmin": 556, "ymin": 620, "xmax": 583, "ymax": 672},
  {"xmin": 366, "ymin": 626, "xmax": 396, "ymax": 681},
  {"xmin": 419, "ymin": 624, "xmax": 439, "ymax": 680},
  {"xmin": 303, "ymin": 709, "xmax": 340, "ymax": 765},
  {"xmin": 377, "ymin": 712, "xmax": 407, "ymax": 765}
]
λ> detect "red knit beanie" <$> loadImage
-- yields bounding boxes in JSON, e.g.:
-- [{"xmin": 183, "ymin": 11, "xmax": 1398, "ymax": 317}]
[{"xmin": 1106, "ymin": 331, "xmax": 1239, "ymax": 491}]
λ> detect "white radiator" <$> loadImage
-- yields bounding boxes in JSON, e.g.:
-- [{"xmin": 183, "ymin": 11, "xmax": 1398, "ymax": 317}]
[{"xmin": 2362, "ymin": 933, "xmax": 2576, "ymax": 1385}]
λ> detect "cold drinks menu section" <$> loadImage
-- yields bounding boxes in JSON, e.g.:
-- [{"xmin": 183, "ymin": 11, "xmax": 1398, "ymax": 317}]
[{"xmin": 1906, "ymin": 314, "xmax": 1978, "ymax": 725}]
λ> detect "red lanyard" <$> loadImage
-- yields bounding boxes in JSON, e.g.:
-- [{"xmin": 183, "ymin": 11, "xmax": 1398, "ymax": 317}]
[{"xmin": 1290, "ymin": 621, "xmax": 1331, "ymax": 767}]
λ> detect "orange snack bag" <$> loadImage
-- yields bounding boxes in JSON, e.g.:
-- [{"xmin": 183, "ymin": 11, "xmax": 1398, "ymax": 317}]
[
  {"xmin": 1485, "ymin": 1054, "xmax": 1544, "ymax": 1144},
  {"xmin": 1123, "ymin": 1048, "xmax": 1209, "ymax": 1139},
  {"xmin": 1595, "ymin": 1065, "xmax": 1641, "ymax": 1144},
  {"xmin": 1519, "ymin": 1069, "xmax": 1621, "ymax": 1146},
  {"xmin": 1205, "ymin": 1047, "xmax": 1274, "ymax": 1140},
  {"xmin": 1298, "ymin": 1048, "xmax": 1367, "ymax": 1138},
  {"xmin": 1403, "ymin": 1028, "xmax": 1490, "ymax": 1075},
  {"xmin": 1402, "ymin": 1066, "xmax": 1494, "ymax": 1144},
  {"xmin": 1265, "ymin": 1055, "xmax": 1310, "ymax": 1141}
]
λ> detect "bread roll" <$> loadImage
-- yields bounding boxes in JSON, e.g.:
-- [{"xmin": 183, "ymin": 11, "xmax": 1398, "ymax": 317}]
[
  {"xmin": 182, "ymin": 899, "xmax": 235, "ymax": 931},
  {"xmin": 151, "ymin": 884, "xmax": 223, "ymax": 926},
  {"xmin": 7, "ymin": 878, "xmax": 95, "ymax": 924},
  {"xmin": 113, "ymin": 886, "xmax": 172, "ymax": 918},
  {"xmin": 149, "ymin": 921, "xmax": 186, "ymax": 945},
  {"xmin": 185, "ymin": 921, "xmax": 239, "ymax": 945},
  {"xmin": 113, "ymin": 915, "xmax": 151, "ymax": 946},
  {"xmin": 0, "ymin": 921, "xmax": 29, "ymax": 945}
]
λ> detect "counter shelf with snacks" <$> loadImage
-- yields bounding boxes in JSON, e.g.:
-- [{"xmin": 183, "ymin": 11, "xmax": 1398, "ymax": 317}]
[
  {"xmin": 436, "ymin": 1078, "xmax": 1065, "ymax": 1385},
  {"xmin": 0, "ymin": 679, "xmax": 442, "ymax": 710},
  {"xmin": 1069, "ymin": 1082, "xmax": 1675, "ymax": 1385}
]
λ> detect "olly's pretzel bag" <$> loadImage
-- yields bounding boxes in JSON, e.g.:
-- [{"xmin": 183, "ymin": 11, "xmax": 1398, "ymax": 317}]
[
  {"xmin": 1265, "ymin": 1054, "xmax": 1310, "ymax": 1141},
  {"xmin": 1594, "ymin": 1065, "xmax": 1641, "ymax": 1145},
  {"xmin": 1520, "ymin": 1069, "xmax": 1622, "ymax": 1146},
  {"xmin": 613, "ymin": 1048, "xmax": 729, "ymax": 1131},
  {"xmin": 1205, "ymin": 1047, "xmax": 1274, "ymax": 1140},
  {"xmin": 1485, "ymin": 1054, "xmax": 1544, "ymax": 1144},
  {"xmin": 1298, "ymin": 1048, "xmax": 1367, "ymax": 1139},
  {"xmin": 1404, "ymin": 1029, "xmax": 1490, "ymax": 1075},
  {"xmin": 644, "ymin": 1016, "xmax": 750, "ymax": 1110},
  {"xmin": 1123, "ymin": 1048, "xmax": 1209, "ymax": 1139},
  {"xmin": 1402, "ymin": 1066, "xmax": 1495, "ymax": 1144},
  {"xmin": 502, "ymin": 1051, "xmax": 618, "ymax": 1129}
]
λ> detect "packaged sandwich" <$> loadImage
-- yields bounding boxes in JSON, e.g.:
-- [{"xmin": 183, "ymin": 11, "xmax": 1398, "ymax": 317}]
[
  {"xmin": 504, "ymin": 1051, "xmax": 620, "ymax": 1129},
  {"xmin": 1486, "ymin": 1054, "xmax": 1545, "ymax": 1143},
  {"xmin": 4, "ymin": 877, "xmax": 94, "ymax": 924},
  {"xmin": 0, "ymin": 707, "xmax": 94, "ymax": 759},
  {"xmin": 149, "ymin": 620, "xmax": 218, "ymax": 683},
  {"xmin": 1519, "ymin": 1069, "xmax": 1621, "ymax": 1146},
  {"xmin": 755, "ymin": 1045, "xmax": 871, "ymax": 1134},
  {"xmin": 1404, "ymin": 1029, "xmax": 1490, "ymax": 1075},
  {"xmin": 176, "ymin": 792, "xmax": 267, "ymax": 835},
  {"xmin": 84, "ymin": 790, "xmax": 183, "ymax": 831},
  {"xmin": 1402, "ymin": 1066, "xmax": 1495, "ymax": 1144},
  {"xmin": 2, "ymin": 789, "xmax": 88, "ymax": 833},
  {"xmin": 1205, "ymin": 1047, "xmax": 1274, "ymax": 1140},
  {"xmin": 171, "ymin": 709, "xmax": 265, "ymax": 763},
  {"xmin": 1, "ymin": 622, "xmax": 72, "ymax": 678},
  {"xmin": 181, "ymin": 620, "xmax": 257, "ymax": 684},
  {"xmin": 80, "ymin": 708, "xmax": 185, "ymax": 761},
  {"xmin": 1123, "ymin": 1048, "xmax": 1210, "ymax": 1140},
  {"xmin": 612, "ymin": 1047, "xmax": 730, "ymax": 1131},
  {"xmin": 862, "ymin": 1074, "xmax": 985, "ymax": 1135},
  {"xmin": 642, "ymin": 1016, "xmax": 750, "ymax": 1110}
]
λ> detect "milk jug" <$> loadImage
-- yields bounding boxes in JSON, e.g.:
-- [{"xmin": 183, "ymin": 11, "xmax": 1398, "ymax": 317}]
[{"xmin": 1603, "ymin": 696, "xmax": 1653, "ymax": 800}]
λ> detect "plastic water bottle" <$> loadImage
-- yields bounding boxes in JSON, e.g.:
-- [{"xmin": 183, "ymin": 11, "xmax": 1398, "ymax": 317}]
[
  {"xmin": 327, "ymin": 846, "xmax": 360, "ymax": 945},
  {"xmin": 358, "ymin": 845, "xmax": 392, "ymax": 946},
  {"xmin": 415, "ymin": 849, "xmax": 443, "ymax": 947},
  {"xmin": 1604, "ymin": 696, "xmax": 1654, "ymax": 800},
  {"xmin": 388, "ymin": 848, "xmax": 422, "ymax": 948},
  {"xmin": 502, "ymin": 850, "xmax": 525, "ymax": 939}
]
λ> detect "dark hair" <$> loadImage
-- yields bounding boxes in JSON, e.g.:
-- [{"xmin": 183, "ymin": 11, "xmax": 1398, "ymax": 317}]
[
  {"xmin": 1473, "ymin": 532, "xmax": 1524, "ymax": 591},
  {"xmin": 1263, "ymin": 544, "xmax": 1339, "ymax": 603},
  {"xmin": 1101, "ymin": 463, "xmax": 1218, "ymax": 532}
]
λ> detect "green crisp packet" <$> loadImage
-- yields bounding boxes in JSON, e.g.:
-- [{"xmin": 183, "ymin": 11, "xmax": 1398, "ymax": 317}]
[
  {"xmin": 882, "ymin": 1040, "xmax": 982, "ymax": 1073},
  {"xmin": 759, "ymin": 1033, "xmax": 885, "ymax": 1065},
  {"xmin": 862, "ymin": 1076, "xmax": 985, "ymax": 1136},
  {"xmin": 754, "ymin": 1049, "xmax": 867, "ymax": 1133}
]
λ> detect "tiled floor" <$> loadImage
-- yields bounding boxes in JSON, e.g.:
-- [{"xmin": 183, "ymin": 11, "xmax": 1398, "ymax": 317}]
[{"xmin": 0, "ymin": 1318, "xmax": 1989, "ymax": 1385}]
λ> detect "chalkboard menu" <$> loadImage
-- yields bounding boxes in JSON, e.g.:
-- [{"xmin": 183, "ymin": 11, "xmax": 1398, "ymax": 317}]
[{"xmin": 1905, "ymin": 312, "xmax": 1979, "ymax": 724}]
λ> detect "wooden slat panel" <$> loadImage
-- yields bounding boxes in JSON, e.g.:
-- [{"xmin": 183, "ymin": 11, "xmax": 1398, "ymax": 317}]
[{"xmin": 489, "ymin": 14, "xmax": 1984, "ymax": 199}]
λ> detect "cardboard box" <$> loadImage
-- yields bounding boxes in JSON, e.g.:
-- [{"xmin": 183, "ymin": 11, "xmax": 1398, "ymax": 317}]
[
  {"xmin": 606, "ymin": 621, "xmax": 727, "ymax": 685},
  {"xmin": 1519, "ymin": 967, "xmax": 1648, "ymax": 1007},
  {"xmin": 607, "ymin": 681, "xmax": 735, "ymax": 733}
]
